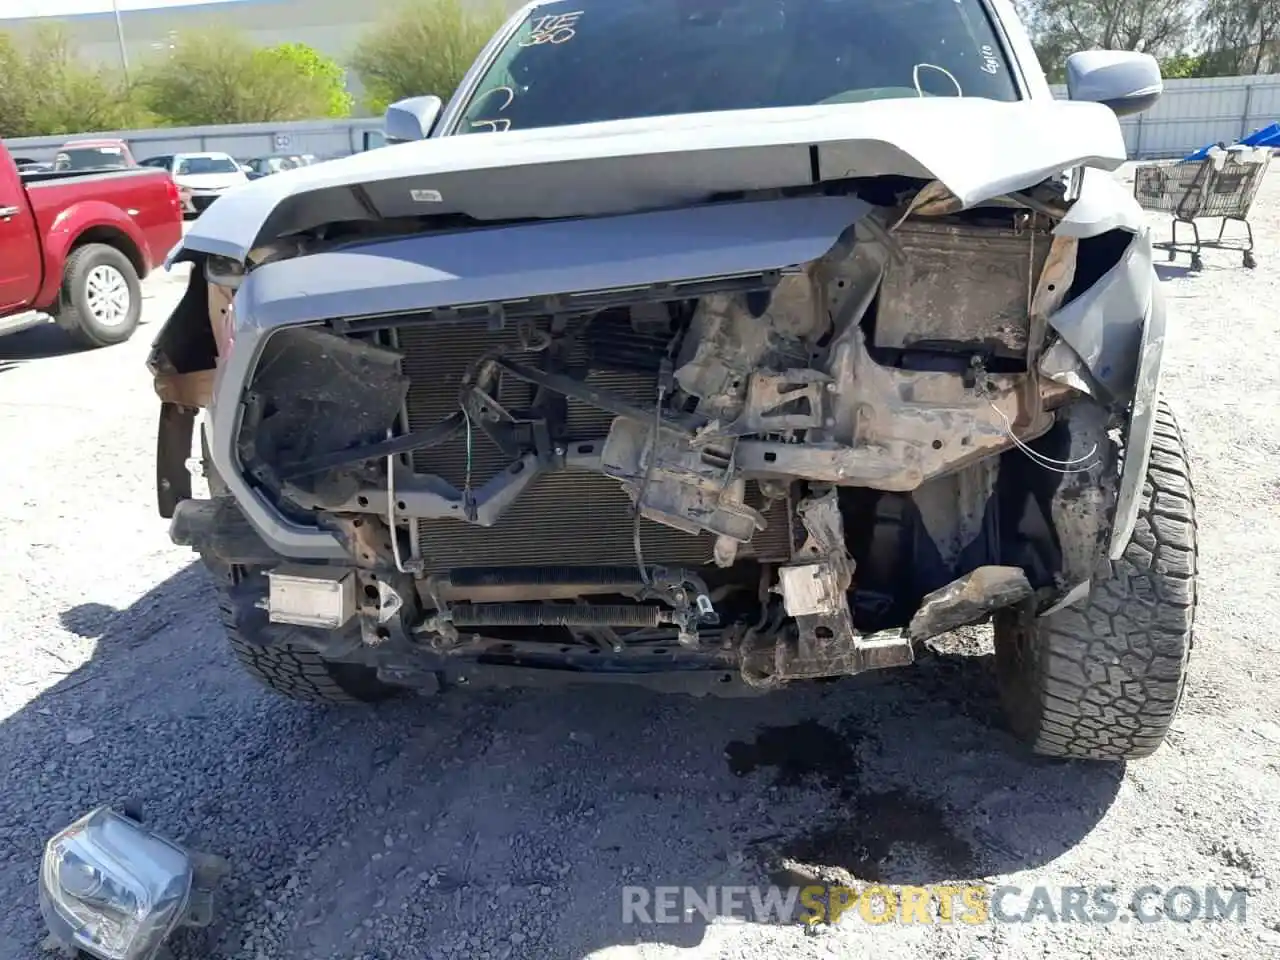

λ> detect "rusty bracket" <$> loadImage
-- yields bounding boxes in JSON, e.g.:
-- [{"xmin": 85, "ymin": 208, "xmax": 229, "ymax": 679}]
[{"xmin": 156, "ymin": 403, "xmax": 196, "ymax": 519}]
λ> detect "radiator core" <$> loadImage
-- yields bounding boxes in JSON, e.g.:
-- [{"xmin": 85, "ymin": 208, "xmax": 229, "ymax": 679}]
[{"xmin": 395, "ymin": 322, "xmax": 791, "ymax": 573}]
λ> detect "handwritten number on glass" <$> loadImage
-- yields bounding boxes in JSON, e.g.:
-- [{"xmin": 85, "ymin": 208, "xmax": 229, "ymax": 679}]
[
  {"xmin": 469, "ymin": 85, "xmax": 515, "ymax": 132},
  {"xmin": 519, "ymin": 11, "xmax": 583, "ymax": 46}
]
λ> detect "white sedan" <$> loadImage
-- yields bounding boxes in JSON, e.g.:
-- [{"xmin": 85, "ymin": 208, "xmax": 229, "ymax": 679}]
[{"xmin": 142, "ymin": 152, "xmax": 250, "ymax": 217}]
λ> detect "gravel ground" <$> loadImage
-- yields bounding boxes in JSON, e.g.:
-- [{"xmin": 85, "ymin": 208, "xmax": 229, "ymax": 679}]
[{"xmin": 1, "ymin": 167, "xmax": 1278, "ymax": 960}]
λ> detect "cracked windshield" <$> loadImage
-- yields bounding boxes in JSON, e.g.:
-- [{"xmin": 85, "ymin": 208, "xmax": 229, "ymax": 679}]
[{"xmin": 457, "ymin": 0, "xmax": 1018, "ymax": 133}]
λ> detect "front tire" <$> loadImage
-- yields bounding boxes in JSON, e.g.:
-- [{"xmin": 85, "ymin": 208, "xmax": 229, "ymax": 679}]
[
  {"xmin": 214, "ymin": 563, "xmax": 405, "ymax": 705},
  {"xmin": 994, "ymin": 401, "xmax": 1197, "ymax": 760},
  {"xmin": 58, "ymin": 244, "xmax": 143, "ymax": 348}
]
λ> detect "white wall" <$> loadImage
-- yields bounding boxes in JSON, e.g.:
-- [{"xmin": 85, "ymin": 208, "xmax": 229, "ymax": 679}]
[{"xmin": 1052, "ymin": 73, "xmax": 1280, "ymax": 159}]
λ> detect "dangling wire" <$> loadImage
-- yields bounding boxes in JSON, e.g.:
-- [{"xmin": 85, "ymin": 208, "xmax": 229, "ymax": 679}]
[
  {"xmin": 632, "ymin": 323, "xmax": 682, "ymax": 589},
  {"xmin": 632, "ymin": 380, "xmax": 666, "ymax": 588},
  {"xmin": 462, "ymin": 408, "xmax": 476, "ymax": 521},
  {"xmin": 1026, "ymin": 212, "xmax": 1037, "ymax": 317},
  {"xmin": 986, "ymin": 399, "xmax": 1100, "ymax": 474},
  {"xmin": 386, "ymin": 429, "xmax": 412, "ymax": 574}
]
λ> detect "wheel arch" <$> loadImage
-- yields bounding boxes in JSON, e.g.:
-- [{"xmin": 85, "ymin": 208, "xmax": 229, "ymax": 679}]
[
  {"xmin": 994, "ymin": 399, "xmax": 1195, "ymax": 760},
  {"xmin": 1109, "ymin": 280, "xmax": 1167, "ymax": 559},
  {"xmin": 68, "ymin": 224, "xmax": 148, "ymax": 282},
  {"xmin": 36, "ymin": 202, "xmax": 152, "ymax": 310}
]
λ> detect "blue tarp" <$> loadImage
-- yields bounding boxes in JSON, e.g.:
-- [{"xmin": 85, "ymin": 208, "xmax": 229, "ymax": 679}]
[
  {"xmin": 1185, "ymin": 122, "xmax": 1280, "ymax": 161},
  {"xmin": 1244, "ymin": 121, "xmax": 1280, "ymax": 148}
]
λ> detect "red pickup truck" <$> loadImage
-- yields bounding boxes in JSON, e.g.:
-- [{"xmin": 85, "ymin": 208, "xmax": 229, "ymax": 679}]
[{"xmin": 0, "ymin": 139, "xmax": 184, "ymax": 347}]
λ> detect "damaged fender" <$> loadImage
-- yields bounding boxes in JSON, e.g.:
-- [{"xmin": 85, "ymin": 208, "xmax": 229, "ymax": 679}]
[
  {"xmin": 1045, "ymin": 168, "xmax": 1166, "ymax": 561},
  {"xmin": 1047, "ymin": 215, "xmax": 1155, "ymax": 403},
  {"xmin": 1109, "ymin": 281, "xmax": 1166, "ymax": 559}
]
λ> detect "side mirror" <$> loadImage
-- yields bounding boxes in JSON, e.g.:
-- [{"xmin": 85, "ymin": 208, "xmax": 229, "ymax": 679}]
[
  {"xmin": 383, "ymin": 95, "xmax": 443, "ymax": 144},
  {"xmin": 1065, "ymin": 50, "xmax": 1163, "ymax": 118}
]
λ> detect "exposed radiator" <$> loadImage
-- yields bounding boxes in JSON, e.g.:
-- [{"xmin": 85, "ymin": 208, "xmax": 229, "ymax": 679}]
[{"xmin": 395, "ymin": 320, "xmax": 792, "ymax": 573}]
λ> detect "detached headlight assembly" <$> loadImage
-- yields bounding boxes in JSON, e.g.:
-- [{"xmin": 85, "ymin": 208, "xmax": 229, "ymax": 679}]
[{"xmin": 40, "ymin": 807, "xmax": 223, "ymax": 960}]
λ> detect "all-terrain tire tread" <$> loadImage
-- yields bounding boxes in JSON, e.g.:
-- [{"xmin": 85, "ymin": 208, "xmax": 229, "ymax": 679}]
[
  {"xmin": 1003, "ymin": 400, "xmax": 1197, "ymax": 760},
  {"xmin": 214, "ymin": 566, "xmax": 401, "ymax": 705}
]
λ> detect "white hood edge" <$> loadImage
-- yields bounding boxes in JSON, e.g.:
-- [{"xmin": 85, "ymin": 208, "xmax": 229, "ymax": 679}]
[{"xmin": 175, "ymin": 97, "xmax": 1127, "ymax": 265}]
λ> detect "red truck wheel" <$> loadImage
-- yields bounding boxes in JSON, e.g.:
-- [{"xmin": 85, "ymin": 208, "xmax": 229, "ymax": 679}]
[{"xmin": 58, "ymin": 244, "xmax": 143, "ymax": 348}]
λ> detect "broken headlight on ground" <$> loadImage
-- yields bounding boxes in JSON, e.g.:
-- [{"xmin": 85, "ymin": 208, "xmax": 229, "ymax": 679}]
[{"xmin": 39, "ymin": 807, "xmax": 223, "ymax": 960}]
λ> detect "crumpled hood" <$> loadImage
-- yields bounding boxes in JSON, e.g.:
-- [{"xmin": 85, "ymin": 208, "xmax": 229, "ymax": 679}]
[{"xmin": 174, "ymin": 96, "xmax": 1128, "ymax": 264}]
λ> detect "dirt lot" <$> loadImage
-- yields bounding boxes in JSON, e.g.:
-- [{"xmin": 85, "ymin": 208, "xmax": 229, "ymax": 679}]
[{"xmin": 1, "ymin": 166, "xmax": 1278, "ymax": 960}]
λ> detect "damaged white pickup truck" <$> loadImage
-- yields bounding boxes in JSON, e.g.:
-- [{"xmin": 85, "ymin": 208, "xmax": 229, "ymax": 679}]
[{"xmin": 150, "ymin": 0, "xmax": 1195, "ymax": 761}]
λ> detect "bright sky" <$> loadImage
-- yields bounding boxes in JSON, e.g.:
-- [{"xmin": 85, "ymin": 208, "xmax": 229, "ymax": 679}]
[{"xmin": 0, "ymin": 0, "xmax": 241, "ymax": 20}]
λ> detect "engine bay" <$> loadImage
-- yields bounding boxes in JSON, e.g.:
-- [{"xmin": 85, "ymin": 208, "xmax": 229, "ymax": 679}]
[
  {"xmin": 162, "ymin": 179, "xmax": 1126, "ymax": 689},
  {"xmin": 212, "ymin": 188, "xmax": 1121, "ymax": 686}
]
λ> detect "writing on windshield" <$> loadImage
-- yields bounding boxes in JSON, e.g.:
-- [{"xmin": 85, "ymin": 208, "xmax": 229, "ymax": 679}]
[
  {"xmin": 456, "ymin": 0, "xmax": 1016, "ymax": 135},
  {"xmin": 519, "ymin": 10, "xmax": 584, "ymax": 46}
]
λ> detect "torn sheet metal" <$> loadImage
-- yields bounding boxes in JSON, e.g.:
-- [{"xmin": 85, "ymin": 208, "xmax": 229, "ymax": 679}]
[{"xmin": 907, "ymin": 566, "xmax": 1033, "ymax": 641}]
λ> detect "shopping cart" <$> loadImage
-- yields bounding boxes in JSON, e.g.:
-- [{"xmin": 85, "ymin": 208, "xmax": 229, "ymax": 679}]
[{"xmin": 1132, "ymin": 148, "xmax": 1271, "ymax": 271}]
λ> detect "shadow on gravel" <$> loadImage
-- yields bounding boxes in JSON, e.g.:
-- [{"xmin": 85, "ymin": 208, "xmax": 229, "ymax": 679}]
[
  {"xmin": 1155, "ymin": 262, "xmax": 1195, "ymax": 281},
  {"xmin": 726, "ymin": 651, "xmax": 1124, "ymax": 887},
  {"xmin": 0, "ymin": 562, "xmax": 1123, "ymax": 959},
  {"xmin": 0, "ymin": 323, "xmax": 91, "ymax": 371}
]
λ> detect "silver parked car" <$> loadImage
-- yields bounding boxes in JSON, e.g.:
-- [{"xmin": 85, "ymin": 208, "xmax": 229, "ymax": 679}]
[{"xmin": 242, "ymin": 154, "xmax": 320, "ymax": 180}]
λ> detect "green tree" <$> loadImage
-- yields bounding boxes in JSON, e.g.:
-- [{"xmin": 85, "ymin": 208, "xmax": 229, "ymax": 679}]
[
  {"xmin": 351, "ymin": 0, "xmax": 507, "ymax": 114},
  {"xmin": 139, "ymin": 28, "xmax": 353, "ymax": 125},
  {"xmin": 0, "ymin": 33, "xmax": 34, "ymax": 138},
  {"xmin": 0, "ymin": 26, "xmax": 142, "ymax": 137},
  {"xmin": 1198, "ymin": 0, "xmax": 1280, "ymax": 75},
  {"xmin": 1019, "ymin": 0, "xmax": 1194, "ymax": 81},
  {"xmin": 261, "ymin": 42, "xmax": 355, "ymax": 118},
  {"xmin": 1159, "ymin": 51, "xmax": 1213, "ymax": 78}
]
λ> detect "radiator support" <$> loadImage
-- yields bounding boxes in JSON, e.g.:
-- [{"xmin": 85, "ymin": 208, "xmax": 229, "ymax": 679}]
[{"xmin": 394, "ymin": 320, "xmax": 791, "ymax": 573}]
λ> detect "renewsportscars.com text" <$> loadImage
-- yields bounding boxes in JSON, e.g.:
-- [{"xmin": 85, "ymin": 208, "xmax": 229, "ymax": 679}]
[{"xmin": 621, "ymin": 883, "xmax": 1249, "ymax": 926}]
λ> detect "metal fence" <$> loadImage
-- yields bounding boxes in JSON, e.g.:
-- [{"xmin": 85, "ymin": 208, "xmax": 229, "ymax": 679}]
[
  {"xmin": 4, "ymin": 116, "xmax": 386, "ymax": 165},
  {"xmin": 1052, "ymin": 72, "xmax": 1280, "ymax": 159}
]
